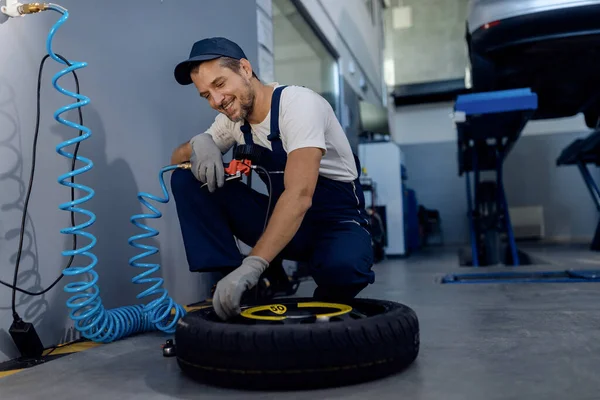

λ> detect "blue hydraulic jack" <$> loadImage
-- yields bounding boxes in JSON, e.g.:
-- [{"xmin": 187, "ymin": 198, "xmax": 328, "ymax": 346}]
[{"xmin": 454, "ymin": 88, "xmax": 537, "ymax": 267}]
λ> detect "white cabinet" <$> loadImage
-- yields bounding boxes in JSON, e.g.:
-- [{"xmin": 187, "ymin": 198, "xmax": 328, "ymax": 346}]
[{"xmin": 358, "ymin": 140, "xmax": 406, "ymax": 256}]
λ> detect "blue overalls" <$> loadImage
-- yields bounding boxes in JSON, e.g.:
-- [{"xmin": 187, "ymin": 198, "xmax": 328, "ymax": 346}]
[{"xmin": 171, "ymin": 86, "xmax": 375, "ymax": 299}]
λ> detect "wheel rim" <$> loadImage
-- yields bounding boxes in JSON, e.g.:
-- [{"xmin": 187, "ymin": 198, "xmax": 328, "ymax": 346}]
[{"xmin": 220, "ymin": 298, "xmax": 386, "ymax": 325}]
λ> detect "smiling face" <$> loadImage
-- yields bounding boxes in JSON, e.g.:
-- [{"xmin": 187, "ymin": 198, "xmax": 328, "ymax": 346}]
[{"xmin": 190, "ymin": 57, "xmax": 256, "ymax": 123}]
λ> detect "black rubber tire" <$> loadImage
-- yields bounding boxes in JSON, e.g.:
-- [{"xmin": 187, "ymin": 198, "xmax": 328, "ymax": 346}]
[
  {"xmin": 584, "ymin": 109, "xmax": 600, "ymax": 129},
  {"xmin": 174, "ymin": 297, "xmax": 420, "ymax": 390}
]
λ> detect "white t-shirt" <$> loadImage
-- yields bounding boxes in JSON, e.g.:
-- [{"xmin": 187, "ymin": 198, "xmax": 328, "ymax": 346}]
[{"xmin": 200, "ymin": 83, "xmax": 358, "ymax": 182}]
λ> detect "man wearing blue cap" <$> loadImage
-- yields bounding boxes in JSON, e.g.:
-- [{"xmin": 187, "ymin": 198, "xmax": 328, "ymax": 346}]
[{"xmin": 170, "ymin": 37, "xmax": 375, "ymax": 320}]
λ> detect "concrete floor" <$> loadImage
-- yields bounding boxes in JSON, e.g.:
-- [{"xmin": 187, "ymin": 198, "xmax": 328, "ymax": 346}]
[{"xmin": 3, "ymin": 243, "xmax": 600, "ymax": 399}]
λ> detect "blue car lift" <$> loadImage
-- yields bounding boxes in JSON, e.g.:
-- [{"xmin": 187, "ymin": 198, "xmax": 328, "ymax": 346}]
[
  {"xmin": 443, "ymin": 89, "xmax": 600, "ymax": 284},
  {"xmin": 557, "ymin": 129, "xmax": 600, "ymax": 251},
  {"xmin": 454, "ymin": 88, "xmax": 537, "ymax": 267},
  {"xmin": 441, "ymin": 269, "xmax": 600, "ymax": 284}
]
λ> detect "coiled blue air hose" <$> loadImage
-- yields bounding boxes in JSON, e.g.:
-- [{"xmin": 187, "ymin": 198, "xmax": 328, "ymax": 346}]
[
  {"xmin": 47, "ymin": 5, "xmax": 185, "ymax": 342},
  {"xmin": 128, "ymin": 165, "xmax": 186, "ymax": 333}
]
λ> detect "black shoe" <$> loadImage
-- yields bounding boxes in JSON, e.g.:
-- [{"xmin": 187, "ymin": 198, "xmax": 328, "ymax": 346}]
[
  {"xmin": 254, "ymin": 258, "xmax": 301, "ymax": 301},
  {"xmin": 312, "ymin": 283, "xmax": 368, "ymax": 302}
]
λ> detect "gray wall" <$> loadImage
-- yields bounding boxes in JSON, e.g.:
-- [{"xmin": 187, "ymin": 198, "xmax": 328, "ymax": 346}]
[
  {"xmin": 342, "ymin": 77, "xmax": 363, "ymax": 152},
  {"xmin": 402, "ymin": 131, "xmax": 600, "ymax": 245},
  {"xmin": 0, "ymin": 0, "xmax": 258, "ymax": 363},
  {"xmin": 299, "ymin": 0, "xmax": 386, "ymax": 105}
]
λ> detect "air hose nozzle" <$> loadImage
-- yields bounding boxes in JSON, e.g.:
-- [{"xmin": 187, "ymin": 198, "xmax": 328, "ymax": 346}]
[{"xmin": 19, "ymin": 2, "xmax": 49, "ymax": 14}]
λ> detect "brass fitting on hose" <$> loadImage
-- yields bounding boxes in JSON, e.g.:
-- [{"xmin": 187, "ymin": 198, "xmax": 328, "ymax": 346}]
[
  {"xmin": 19, "ymin": 2, "xmax": 49, "ymax": 14},
  {"xmin": 178, "ymin": 162, "xmax": 191, "ymax": 170}
]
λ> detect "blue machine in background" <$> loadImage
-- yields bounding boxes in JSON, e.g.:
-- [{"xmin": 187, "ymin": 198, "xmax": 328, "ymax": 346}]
[
  {"xmin": 404, "ymin": 188, "xmax": 421, "ymax": 254},
  {"xmin": 454, "ymin": 88, "xmax": 538, "ymax": 267}
]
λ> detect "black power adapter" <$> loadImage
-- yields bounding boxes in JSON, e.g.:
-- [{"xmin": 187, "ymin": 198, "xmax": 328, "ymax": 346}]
[{"xmin": 9, "ymin": 317, "xmax": 44, "ymax": 360}]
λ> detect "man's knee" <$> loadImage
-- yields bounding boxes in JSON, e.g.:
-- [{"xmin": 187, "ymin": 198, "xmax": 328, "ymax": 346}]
[
  {"xmin": 311, "ymin": 251, "xmax": 375, "ymax": 287},
  {"xmin": 310, "ymin": 253, "xmax": 373, "ymax": 301},
  {"xmin": 312, "ymin": 282, "xmax": 368, "ymax": 301},
  {"xmin": 171, "ymin": 169, "xmax": 246, "ymax": 198},
  {"xmin": 170, "ymin": 168, "xmax": 196, "ymax": 196},
  {"xmin": 170, "ymin": 168, "xmax": 231, "ymax": 202}
]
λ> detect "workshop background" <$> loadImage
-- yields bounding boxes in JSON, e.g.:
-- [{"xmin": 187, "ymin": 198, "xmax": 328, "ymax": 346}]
[
  {"xmin": 0, "ymin": 0, "xmax": 387, "ymax": 364},
  {"xmin": 3, "ymin": 0, "xmax": 600, "ymax": 397},
  {"xmin": 388, "ymin": 0, "xmax": 596, "ymax": 245}
]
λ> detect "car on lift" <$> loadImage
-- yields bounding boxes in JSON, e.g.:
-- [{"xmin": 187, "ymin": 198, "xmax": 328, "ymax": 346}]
[{"xmin": 466, "ymin": 0, "xmax": 600, "ymax": 127}]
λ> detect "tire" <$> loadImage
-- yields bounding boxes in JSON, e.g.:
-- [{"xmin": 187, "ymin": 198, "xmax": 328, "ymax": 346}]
[
  {"xmin": 458, "ymin": 246, "xmax": 473, "ymax": 266},
  {"xmin": 469, "ymin": 52, "xmax": 497, "ymax": 92},
  {"xmin": 482, "ymin": 229, "xmax": 501, "ymax": 266},
  {"xmin": 174, "ymin": 297, "xmax": 420, "ymax": 390},
  {"xmin": 584, "ymin": 109, "xmax": 600, "ymax": 129}
]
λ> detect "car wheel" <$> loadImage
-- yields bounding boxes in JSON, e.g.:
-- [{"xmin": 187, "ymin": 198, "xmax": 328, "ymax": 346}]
[
  {"xmin": 469, "ymin": 52, "xmax": 497, "ymax": 92},
  {"xmin": 584, "ymin": 109, "xmax": 600, "ymax": 129},
  {"xmin": 174, "ymin": 297, "xmax": 420, "ymax": 390}
]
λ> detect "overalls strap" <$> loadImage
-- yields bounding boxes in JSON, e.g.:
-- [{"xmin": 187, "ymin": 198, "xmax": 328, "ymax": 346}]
[
  {"xmin": 268, "ymin": 85, "xmax": 288, "ymax": 141},
  {"xmin": 240, "ymin": 120, "xmax": 253, "ymax": 145},
  {"xmin": 239, "ymin": 85, "xmax": 288, "ymax": 146}
]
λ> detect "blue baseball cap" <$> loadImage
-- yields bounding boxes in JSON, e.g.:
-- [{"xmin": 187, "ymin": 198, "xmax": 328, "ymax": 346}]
[{"xmin": 174, "ymin": 37, "xmax": 248, "ymax": 85}]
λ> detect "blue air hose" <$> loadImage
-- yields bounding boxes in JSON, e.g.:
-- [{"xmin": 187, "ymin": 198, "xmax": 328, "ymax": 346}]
[
  {"xmin": 128, "ymin": 165, "xmax": 186, "ymax": 333},
  {"xmin": 47, "ymin": 5, "xmax": 185, "ymax": 342}
]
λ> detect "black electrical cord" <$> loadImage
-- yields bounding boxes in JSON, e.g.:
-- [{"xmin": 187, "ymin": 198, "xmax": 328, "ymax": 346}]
[
  {"xmin": 240, "ymin": 163, "xmax": 274, "ymax": 302},
  {"xmin": 0, "ymin": 53, "xmax": 83, "ymax": 321},
  {"xmin": 253, "ymin": 165, "xmax": 273, "ymax": 233}
]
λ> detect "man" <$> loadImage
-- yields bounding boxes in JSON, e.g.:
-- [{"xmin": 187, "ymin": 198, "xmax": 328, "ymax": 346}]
[{"xmin": 170, "ymin": 37, "xmax": 374, "ymax": 320}]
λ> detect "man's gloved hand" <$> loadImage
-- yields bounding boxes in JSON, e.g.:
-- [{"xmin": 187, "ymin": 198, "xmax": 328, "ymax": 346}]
[
  {"xmin": 189, "ymin": 133, "xmax": 225, "ymax": 192},
  {"xmin": 212, "ymin": 256, "xmax": 269, "ymax": 320}
]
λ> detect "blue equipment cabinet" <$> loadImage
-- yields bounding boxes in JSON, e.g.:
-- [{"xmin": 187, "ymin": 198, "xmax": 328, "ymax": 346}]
[
  {"xmin": 454, "ymin": 88, "xmax": 538, "ymax": 267},
  {"xmin": 404, "ymin": 188, "xmax": 420, "ymax": 253}
]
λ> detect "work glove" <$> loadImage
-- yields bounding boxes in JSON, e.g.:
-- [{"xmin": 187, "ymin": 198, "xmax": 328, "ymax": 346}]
[
  {"xmin": 212, "ymin": 256, "xmax": 269, "ymax": 320},
  {"xmin": 189, "ymin": 133, "xmax": 225, "ymax": 192}
]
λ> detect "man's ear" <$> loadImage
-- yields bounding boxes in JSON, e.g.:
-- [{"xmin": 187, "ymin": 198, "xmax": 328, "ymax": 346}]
[{"xmin": 240, "ymin": 58, "xmax": 253, "ymax": 79}]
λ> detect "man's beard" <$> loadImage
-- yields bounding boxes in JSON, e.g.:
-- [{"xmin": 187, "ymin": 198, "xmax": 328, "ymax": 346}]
[{"xmin": 227, "ymin": 80, "xmax": 255, "ymax": 123}]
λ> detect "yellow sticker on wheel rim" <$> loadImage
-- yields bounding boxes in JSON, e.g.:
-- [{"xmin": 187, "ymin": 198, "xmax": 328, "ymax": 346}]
[
  {"xmin": 269, "ymin": 304, "xmax": 287, "ymax": 314},
  {"xmin": 240, "ymin": 302, "xmax": 352, "ymax": 321}
]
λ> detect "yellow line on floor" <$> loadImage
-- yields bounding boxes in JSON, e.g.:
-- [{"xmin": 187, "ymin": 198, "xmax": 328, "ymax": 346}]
[
  {"xmin": 1, "ymin": 340, "xmax": 103, "ymax": 379},
  {"xmin": 170, "ymin": 302, "xmax": 212, "ymax": 316},
  {"xmin": 48, "ymin": 341, "xmax": 102, "ymax": 356},
  {"xmin": 0, "ymin": 369, "xmax": 24, "ymax": 379},
  {"xmin": 1, "ymin": 304, "xmax": 214, "ymax": 380}
]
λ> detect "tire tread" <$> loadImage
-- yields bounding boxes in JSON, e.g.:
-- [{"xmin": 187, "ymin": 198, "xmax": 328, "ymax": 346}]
[{"xmin": 175, "ymin": 298, "xmax": 419, "ymax": 390}]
